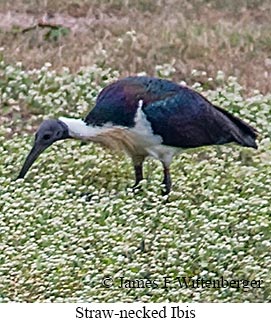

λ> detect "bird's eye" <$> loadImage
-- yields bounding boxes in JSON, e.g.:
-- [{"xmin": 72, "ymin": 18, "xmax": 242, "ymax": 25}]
[{"xmin": 43, "ymin": 134, "xmax": 51, "ymax": 140}]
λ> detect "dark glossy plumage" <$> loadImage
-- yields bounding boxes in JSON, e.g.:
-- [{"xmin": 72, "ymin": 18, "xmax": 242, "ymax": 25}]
[
  {"xmin": 85, "ymin": 77, "xmax": 180, "ymax": 127},
  {"xmin": 85, "ymin": 76, "xmax": 257, "ymax": 149}
]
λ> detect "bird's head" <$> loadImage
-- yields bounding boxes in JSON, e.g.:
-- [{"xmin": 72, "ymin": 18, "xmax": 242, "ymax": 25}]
[{"xmin": 17, "ymin": 119, "xmax": 70, "ymax": 179}]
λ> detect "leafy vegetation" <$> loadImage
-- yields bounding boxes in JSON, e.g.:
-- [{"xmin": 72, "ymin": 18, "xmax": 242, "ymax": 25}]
[{"xmin": 0, "ymin": 59, "xmax": 270, "ymax": 302}]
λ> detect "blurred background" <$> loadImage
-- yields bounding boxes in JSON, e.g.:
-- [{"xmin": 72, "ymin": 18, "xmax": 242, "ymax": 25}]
[{"xmin": 0, "ymin": 0, "xmax": 270, "ymax": 94}]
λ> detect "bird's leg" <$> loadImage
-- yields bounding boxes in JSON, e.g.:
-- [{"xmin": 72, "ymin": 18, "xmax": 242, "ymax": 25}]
[
  {"xmin": 162, "ymin": 164, "xmax": 171, "ymax": 195},
  {"xmin": 132, "ymin": 156, "xmax": 145, "ymax": 190},
  {"xmin": 133, "ymin": 163, "xmax": 143, "ymax": 188}
]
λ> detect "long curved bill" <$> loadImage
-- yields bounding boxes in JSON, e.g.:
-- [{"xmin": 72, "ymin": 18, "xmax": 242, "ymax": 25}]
[{"xmin": 16, "ymin": 143, "xmax": 49, "ymax": 179}]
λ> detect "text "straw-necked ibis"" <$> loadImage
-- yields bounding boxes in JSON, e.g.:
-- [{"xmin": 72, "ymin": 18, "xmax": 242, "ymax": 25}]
[{"xmin": 17, "ymin": 76, "xmax": 258, "ymax": 194}]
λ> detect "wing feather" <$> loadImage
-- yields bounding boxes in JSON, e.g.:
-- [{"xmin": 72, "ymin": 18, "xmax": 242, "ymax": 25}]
[{"xmin": 144, "ymin": 87, "xmax": 252, "ymax": 148}]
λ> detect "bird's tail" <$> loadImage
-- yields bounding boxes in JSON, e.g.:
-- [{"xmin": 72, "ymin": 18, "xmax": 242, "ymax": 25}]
[{"xmin": 214, "ymin": 105, "xmax": 258, "ymax": 149}]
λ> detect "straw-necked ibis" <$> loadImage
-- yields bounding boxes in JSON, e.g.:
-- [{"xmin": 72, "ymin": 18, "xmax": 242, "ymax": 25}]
[{"xmin": 17, "ymin": 76, "xmax": 258, "ymax": 194}]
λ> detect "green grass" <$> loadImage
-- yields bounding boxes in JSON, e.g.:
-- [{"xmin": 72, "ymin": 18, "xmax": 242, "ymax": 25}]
[{"xmin": 0, "ymin": 60, "xmax": 270, "ymax": 302}]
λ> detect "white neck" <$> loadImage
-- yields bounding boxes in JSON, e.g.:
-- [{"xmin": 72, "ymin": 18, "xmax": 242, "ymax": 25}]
[
  {"xmin": 58, "ymin": 116, "xmax": 138, "ymax": 154},
  {"xmin": 59, "ymin": 117, "xmax": 109, "ymax": 139}
]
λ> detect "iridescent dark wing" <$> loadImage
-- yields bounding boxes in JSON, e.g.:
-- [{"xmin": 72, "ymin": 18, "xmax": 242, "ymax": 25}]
[{"xmin": 144, "ymin": 87, "xmax": 257, "ymax": 148}]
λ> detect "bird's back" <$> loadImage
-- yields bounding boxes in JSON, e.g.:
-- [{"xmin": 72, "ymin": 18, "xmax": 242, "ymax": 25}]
[
  {"xmin": 85, "ymin": 76, "xmax": 182, "ymax": 127},
  {"xmin": 85, "ymin": 76, "xmax": 258, "ymax": 150}
]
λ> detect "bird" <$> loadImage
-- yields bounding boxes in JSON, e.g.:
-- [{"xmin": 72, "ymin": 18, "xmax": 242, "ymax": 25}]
[{"xmin": 17, "ymin": 76, "xmax": 258, "ymax": 194}]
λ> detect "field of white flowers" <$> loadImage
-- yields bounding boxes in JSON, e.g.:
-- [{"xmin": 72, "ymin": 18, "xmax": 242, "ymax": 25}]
[{"xmin": 0, "ymin": 59, "xmax": 270, "ymax": 302}]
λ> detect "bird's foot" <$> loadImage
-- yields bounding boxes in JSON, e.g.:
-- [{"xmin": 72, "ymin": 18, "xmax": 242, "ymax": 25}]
[
  {"xmin": 66, "ymin": 189, "xmax": 94, "ymax": 201},
  {"xmin": 131, "ymin": 181, "xmax": 142, "ymax": 193},
  {"xmin": 161, "ymin": 186, "xmax": 170, "ymax": 196},
  {"xmin": 81, "ymin": 192, "xmax": 94, "ymax": 201}
]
